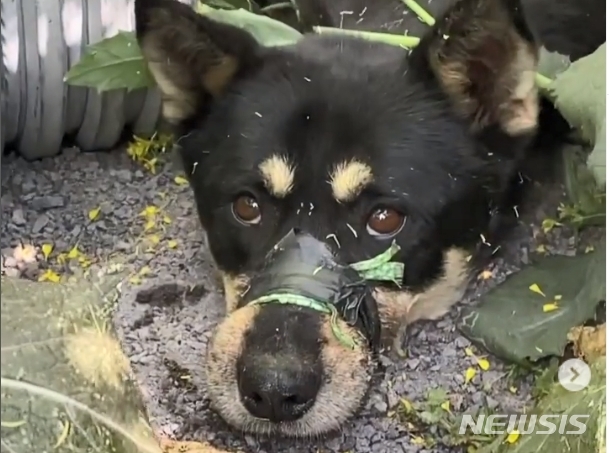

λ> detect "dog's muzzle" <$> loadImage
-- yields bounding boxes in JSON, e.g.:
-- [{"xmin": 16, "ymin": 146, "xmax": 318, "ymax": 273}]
[{"xmin": 241, "ymin": 229, "xmax": 405, "ymax": 351}]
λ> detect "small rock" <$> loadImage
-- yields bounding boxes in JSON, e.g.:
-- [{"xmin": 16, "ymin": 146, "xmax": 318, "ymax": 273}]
[
  {"xmin": 324, "ymin": 437, "xmax": 342, "ymax": 451},
  {"xmin": 32, "ymin": 214, "xmax": 50, "ymax": 233},
  {"xmin": 115, "ymin": 206, "xmax": 131, "ymax": 219},
  {"xmin": 11, "ymin": 209, "xmax": 26, "ymax": 225},
  {"xmin": 3, "ymin": 256, "xmax": 17, "ymax": 268},
  {"xmin": 371, "ymin": 394, "xmax": 388, "ymax": 413},
  {"xmin": 405, "ymin": 358, "xmax": 420, "ymax": 370},
  {"xmin": 115, "ymin": 169, "xmax": 133, "ymax": 182},
  {"xmin": 486, "ymin": 396, "xmax": 499, "ymax": 409},
  {"xmin": 70, "ymin": 225, "xmax": 82, "ymax": 237},
  {"xmin": 30, "ymin": 195, "xmax": 65, "ymax": 210},
  {"xmin": 3, "ymin": 267, "xmax": 21, "ymax": 278},
  {"xmin": 453, "ymin": 336, "xmax": 471, "ymax": 348},
  {"xmin": 21, "ymin": 180, "xmax": 36, "ymax": 193},
  {"xmin": 20, "ymin": 262, "xmax": 39, "ymax": 280},
  {"xmin": 100, "ymin": 204, "xmax": 114, "ymax": 215}
]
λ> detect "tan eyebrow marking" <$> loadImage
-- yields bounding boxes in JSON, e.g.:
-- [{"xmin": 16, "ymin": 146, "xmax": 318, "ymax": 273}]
[
  {"xmin": 258, "ymin": 154, "xmax": 296, "ymax": 198},
  {"xmin": 329, "ymin": 160, "xmax": 374, "ymax": 202}
]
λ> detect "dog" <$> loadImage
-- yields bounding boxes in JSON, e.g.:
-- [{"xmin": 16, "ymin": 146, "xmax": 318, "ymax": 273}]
[{"xmin": 133, "ymin": 0, "xmax": 605, "ymax": 438}]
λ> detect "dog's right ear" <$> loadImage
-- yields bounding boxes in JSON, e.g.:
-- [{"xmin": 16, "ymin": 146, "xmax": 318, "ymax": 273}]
[{"xmin": 134, "ymin": 0, "xmax": 262, "ymax": 124}]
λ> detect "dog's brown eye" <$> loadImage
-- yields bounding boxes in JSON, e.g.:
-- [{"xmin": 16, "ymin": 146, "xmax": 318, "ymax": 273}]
[
  {"xmin": 366, "ymin": 208, "xmax": 405, "ymax": 237},
  {"xmin": 232, "ymin": 195, "xmax": 262, "ymax": 225}
]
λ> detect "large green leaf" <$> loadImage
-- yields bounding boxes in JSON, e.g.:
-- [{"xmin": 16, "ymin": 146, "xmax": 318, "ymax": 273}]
[
  {"xmin": 458, "ymin": 248, "xmax": 605, "ymax": 363},
  {"xmin": 64, "ymin": 31, "xmax": 156, "ymax": 92},
  {"xmin": 477, "ymin": 357, "xmax": 606, "ymax": 453},
  {"xmin": 195, "ymin": 3, "xmax": 302, "ymax": 46},
  {"xmin": 0, "ymin": 267, "xmax": 159, "ymax": 453},
  {"xmin": 548, "ymin": 44, "xmax": 606, "ymax": 188}
]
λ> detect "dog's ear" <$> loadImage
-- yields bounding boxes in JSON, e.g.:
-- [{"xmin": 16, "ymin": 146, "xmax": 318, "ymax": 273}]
[
  {"xmin": 134, "ymin": 0, "xmax": 262, "ymax": 124},
  {"xmin": 415, "ymin": 0, "xmax": 540, "ymax": 135}
]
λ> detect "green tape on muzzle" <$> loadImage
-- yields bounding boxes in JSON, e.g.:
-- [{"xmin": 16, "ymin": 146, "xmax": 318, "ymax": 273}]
[{"xmin": 245, "ymin": 231, "xmax": 405, "ymax": 350}]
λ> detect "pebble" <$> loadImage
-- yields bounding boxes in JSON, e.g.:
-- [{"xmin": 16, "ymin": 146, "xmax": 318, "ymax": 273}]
[
  {"xmin": 32, "ymin": 214, "xmax": 50, "ymax": 233},
  {"xmin": 3, "ymin": 256, "xmax": 17, "ymax": 268},
  {"xmin": 11, "ymin": 209, "xmax": 26, "ymax": 225},
  {"xmin": 30, "ymin": 195, "xmax": 65, "ymax": 210}
]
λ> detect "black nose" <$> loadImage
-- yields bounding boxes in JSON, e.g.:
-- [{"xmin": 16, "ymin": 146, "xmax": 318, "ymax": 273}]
[{"xmin": 237, "ymin": 355, "xmax": 321, "ymax": 422}]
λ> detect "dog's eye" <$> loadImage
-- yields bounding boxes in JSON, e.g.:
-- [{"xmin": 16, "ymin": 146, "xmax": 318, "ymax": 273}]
[
  {"xmin": 366, "ymin": 208, "xmax": 405, "ymax": 237},
  {"xmin": 232, "ymin": 195, "xmax": 262, "ymax": 225}
]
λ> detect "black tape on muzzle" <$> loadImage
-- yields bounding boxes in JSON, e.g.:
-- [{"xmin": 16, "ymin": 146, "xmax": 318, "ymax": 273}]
[{"xmin": 241, "ymin": 230, "xmax": 382, "ymax": 351}]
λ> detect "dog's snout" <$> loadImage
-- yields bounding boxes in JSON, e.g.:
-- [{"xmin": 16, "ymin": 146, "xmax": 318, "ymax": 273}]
[{"xmin": 237, "ymin": 355, "xmax": 321, "ymax": 423}]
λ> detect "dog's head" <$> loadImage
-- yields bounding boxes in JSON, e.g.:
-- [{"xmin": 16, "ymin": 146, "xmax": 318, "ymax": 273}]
[{"xmin": 134, "ymin": 0, "xmax": 540, "ymax": 437}]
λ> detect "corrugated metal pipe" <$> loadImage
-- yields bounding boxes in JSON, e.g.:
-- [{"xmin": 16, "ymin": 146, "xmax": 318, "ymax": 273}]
[{"xmin": 1, "ymin": 0, "xmax": 196, "ymax": 160}]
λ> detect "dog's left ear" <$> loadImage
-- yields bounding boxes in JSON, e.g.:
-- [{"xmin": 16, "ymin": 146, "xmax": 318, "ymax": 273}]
[
  {"xmin": 134, "ymin": 0, "xmax": 262, "ymax": 125},
  {"xmin": 414, "ymin": 0, "xmax": 540, "ymax": 135}
]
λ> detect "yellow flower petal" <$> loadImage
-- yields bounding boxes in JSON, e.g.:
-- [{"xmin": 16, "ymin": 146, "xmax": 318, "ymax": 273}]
[
  {"xmin": 528, "ymin": 283, "xmax": 546, "ymax": 297},
  {"xmin": 543, "ymin": 302, "xmax": 559, "ymax": 312},
  {"xmin": 39, "ymin": 269, "xmax": 61, "ymax": 283},
  {"xmin": 509, "ymin": 386, "xmax": 518, "ymax": 394},
  {"xmin": 168, "ymin": 240, "xmax": 178, "ymax": 249},
  {"xmin": 144, "ymin": 220, "xmax": 156, "ymax": 231},
  {"xmin": 67, "ymin": 245, "xmax": 80, "ymax": 259},
  {"xmin": 141, "ymin": 206, "xmax": 159, "ymax": 218},
  {"xmin": 139, "ymin": 266, "xmax": 152, "ymax": 276},
  {"xmin": 41, "ymin": 244, "xmax": 54, "ymax": 260},
  {"xmin": 174, "ymin": 175, "xmax": 189, "ymax": 185},
  {"xmin": 465, "ymin": 347, "xmax": 475, "ymax": 356},
  {"xmin": 411, "ymin": 436, "xmax": 426, "ymax": 446},
  {"xmin": 56, "ymin": 253, "xmax": 68, "ymax": 264},
  {"xmin": 465, "ymin": 367, "xmax": 477, "ymax": 383},
  {"xmin": 505, "ymin": 430, "xmax": 520, "ymax": 444},
  {"xmin": 401, "ymin": 398, "xmax": 414, "ymax": 413},
  {"xmin": 88, "ymin": 207, "xmax": 101, "ymax": 221},
  {"xmin": 477, "ymin": 358, "xmax": 490, "ymax": 371},
  {"xmin": 440, "ymin": 401, "xmax": 450, "ymax": 412},
  {"xmin": 541, "ymin": 218, "xmax": 559, "ymax": 233}
]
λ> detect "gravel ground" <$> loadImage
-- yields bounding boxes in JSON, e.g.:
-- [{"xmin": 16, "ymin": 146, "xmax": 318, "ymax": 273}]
[{"xmin": 0, "ymin": 146, "xmax": 602, "ymax": 453}]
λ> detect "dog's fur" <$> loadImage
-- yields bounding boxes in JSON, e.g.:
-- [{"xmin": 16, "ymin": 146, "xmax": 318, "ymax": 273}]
[{"xmin": 134, "ymin": 0, "xmax": 605, "ymax": 438}]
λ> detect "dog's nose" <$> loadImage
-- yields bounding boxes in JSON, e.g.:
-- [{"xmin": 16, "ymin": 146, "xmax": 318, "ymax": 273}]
[{"xmin": 237, "ymin": 357, "xmax": 321, "ymax": 422}]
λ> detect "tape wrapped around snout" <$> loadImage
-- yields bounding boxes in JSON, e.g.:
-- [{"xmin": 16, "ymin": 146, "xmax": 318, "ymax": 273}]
[{"xmin": 243, "ymin": 230, "xmax": 398, "ymax": 350}]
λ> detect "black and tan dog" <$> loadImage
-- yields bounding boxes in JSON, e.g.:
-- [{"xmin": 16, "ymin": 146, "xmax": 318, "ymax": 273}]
[{"xmin": 133, "ymin": 0, "xmax": 605, "ymax": 438}]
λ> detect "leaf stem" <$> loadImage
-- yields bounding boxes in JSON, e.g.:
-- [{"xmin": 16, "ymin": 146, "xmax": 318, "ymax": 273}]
[
  {"xmin": 400, "ymin": 0, "xmax": 436, "ymax": 26},
  {"xmin": 312, "ymin": 26, "xmax": 421, "ymax": 48},
  {"xmin": 260, "ymin": 2, "xmax": 294, "ymax": 13},
  {"xmin": 535, "ymin": 73, "xmax": 553, "ymax": 91},
  {"xmin": 313, "ymin": 26, "xmax": 555, "ymax": 91}
]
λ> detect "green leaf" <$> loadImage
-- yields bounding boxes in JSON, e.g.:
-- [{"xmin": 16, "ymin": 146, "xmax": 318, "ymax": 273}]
[
  {"xmin": 205, "ymin": 0, "xmax": 256, "ymax": 11},
  {"xmin": 458, "ymin": 248, "xmax": 605, "ymax": 363},
  {"xmin": 548, "ymin": 44, "xmax": 606, "ymax": 188},
  {"xmin": 477, "ymin": 357, "xmax": 606, "ymax": 453},
  {"xmin": 64, "ymin": 31, "xmax": 155, "ymax": 92},
  {"xmin": 561, "ymin": 145, "xmax": 606, "ymax": 225},
  {"xmin": 195, "ymin": 3, "xmax": 302, "ymax": 46}
]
